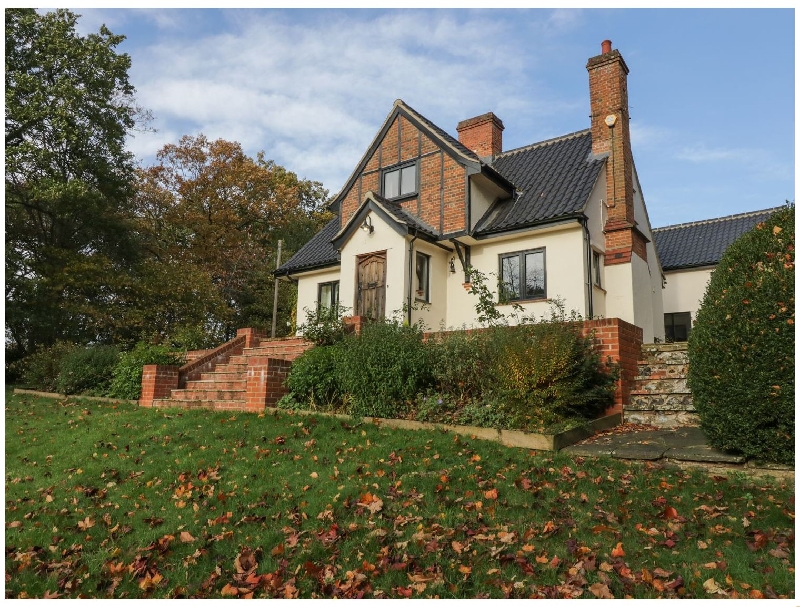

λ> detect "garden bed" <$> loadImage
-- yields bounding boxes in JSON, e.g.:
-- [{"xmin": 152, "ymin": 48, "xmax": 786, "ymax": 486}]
[{"xmin": 268, "ymin": 404, "xmax": 621, "ymax": 451}]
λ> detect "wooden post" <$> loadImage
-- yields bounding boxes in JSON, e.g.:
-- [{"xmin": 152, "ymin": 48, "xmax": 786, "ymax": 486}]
[{"xmin": 271, "ymin": 239, "xmax": 283, "ymax": 338}]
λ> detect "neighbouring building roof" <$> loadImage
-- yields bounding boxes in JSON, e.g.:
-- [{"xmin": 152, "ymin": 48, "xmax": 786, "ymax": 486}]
[
  {"xmin": 475, "ymin": 129, "xmax": 605, "ymax": 235},
  {"xmin": 652, "ymin": 207, "xmax": 783, "ymax": 271}
]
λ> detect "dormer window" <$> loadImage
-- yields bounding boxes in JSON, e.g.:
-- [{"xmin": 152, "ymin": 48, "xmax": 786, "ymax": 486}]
[{"xmin": 382, "ymin": 162, "xmax": 417, "ymax": 199}]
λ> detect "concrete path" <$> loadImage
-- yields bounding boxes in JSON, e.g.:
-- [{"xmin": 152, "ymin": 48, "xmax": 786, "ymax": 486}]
[
  {"xmin": 562, "ymin": 426, "xmax": 794, "ymax": 482},
  {"xmin": 563, "ymin": 425, "xmax": 746, "ymax": 463}
]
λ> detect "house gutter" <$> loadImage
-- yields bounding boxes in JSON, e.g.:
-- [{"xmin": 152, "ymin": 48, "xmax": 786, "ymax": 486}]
[
  {"xmin": 407, "ymin": 228, "xmax": 419, "ymax": 325},
  {"xmin": 580, "ymin": 215, "xmax": 594, "ymax": 319}
]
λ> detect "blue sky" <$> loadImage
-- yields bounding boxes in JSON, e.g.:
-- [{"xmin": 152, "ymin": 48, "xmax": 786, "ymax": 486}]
[{"xmin": 72, "ymin": 8, "xmax": 794, "ymax": 227}]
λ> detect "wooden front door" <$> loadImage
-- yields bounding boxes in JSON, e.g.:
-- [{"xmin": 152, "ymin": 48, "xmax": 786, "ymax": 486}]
[{"xmin": 356, "ymin": 252, "xmax": 386, "ymax": 320}]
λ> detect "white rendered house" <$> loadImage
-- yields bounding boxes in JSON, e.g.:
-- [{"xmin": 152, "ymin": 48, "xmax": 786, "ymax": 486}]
[{"xmin": 277, "ymin": 41, "xmax": 666, "ymax": 342}]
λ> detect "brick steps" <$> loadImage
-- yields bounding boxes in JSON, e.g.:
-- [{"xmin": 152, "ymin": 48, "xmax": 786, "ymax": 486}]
[{"xmin": 142, "ymin": 331, "xmax": 314, "ymax": 413}]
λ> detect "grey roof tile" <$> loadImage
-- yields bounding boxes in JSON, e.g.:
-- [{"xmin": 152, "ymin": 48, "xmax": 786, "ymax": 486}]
[
  {"xmin": 475, "ymin": 130, "xmax": 604, "ymax": 234},
  {"xmin": 275, "ymin": 216, "xmax": 340, "ymax": 275},
  {"xmin": 371, "ymin": 192, "xmax": 439, "ymax": 239},
  {"xmin": 653, "ymin": 207, "xmax": 782, "ymax": 271}
]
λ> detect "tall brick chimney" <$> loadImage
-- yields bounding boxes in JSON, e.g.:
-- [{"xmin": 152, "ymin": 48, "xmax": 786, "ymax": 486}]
[
  {"xmin": 457, "ymin": 112, "xmax": 504, "ymax": 158},
  {"xmin": 587, "ymin": 40, "xmax": 646, "ymax": 265}
]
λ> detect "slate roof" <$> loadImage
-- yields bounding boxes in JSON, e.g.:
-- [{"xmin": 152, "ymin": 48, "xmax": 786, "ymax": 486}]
[
  {"xmin": 652, "ymin": 207, "xmax": 782, "ymax": 271},
  {"xmin": 278, "ymin": 114, "xmax": 605, "ymax": 274},
  {"xmin": 275, "ymin": 216, "xmax": 340, "ymax": 276},
  {"xmin": 372, "ymin": 193, "xmax": 439, "ymax": 240},
  {"xmin": 474, "ymin": 130, "xmax": 604, "ymax": 235}
]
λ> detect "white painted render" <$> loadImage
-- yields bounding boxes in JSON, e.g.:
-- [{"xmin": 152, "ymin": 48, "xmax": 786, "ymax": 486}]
[
  {"xmin": 295, "ymin": 266, "xmax": 341, "ymax": 330},
  {"xmin": 469, "ymin": 174, "xmax": 508, "ymax": 231},
  {"xmin": 338, "ymin": 210, "xmax": 408, "ymax": 317},
  {"xmin": 662, "ymin": 267, "xmax": 714, "ymax": 321},
  {"xmin": 583, "ymin": 167, "xmax": 608, "ymax": 318},
  {"xmin": 409, "ymin": 238, "xmax": 449, "ymax": 330},
  {"xmin": 603, "ymin": 262, "xmax": 634, "ymax": 323},
  {"xmin": 446, "ymin": 224, "xmax": 588, "ymax": 328},
  {"xmin": 632, "ymin": 168, "xmax": 665, "ymax": 342}
]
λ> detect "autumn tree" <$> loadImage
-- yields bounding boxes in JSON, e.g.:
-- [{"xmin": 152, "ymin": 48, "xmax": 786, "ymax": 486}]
[
  {"xmin": 133, "ymin": 135, "xmax": 329, "ymax": 342},
  {"xmin": 5, "ymin": 9, "xmax": 148, "ymax": 355}
]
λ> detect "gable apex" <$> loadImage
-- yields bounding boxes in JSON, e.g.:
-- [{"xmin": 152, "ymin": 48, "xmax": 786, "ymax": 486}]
[{"xmin": 330, "ymin": 100, "xmax": 483, "ymax": 211}]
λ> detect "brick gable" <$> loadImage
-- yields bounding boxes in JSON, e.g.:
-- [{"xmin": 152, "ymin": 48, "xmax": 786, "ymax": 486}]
[{"xmin": 336, "ymin": 104, "xmax": 476, "ymax": 237}]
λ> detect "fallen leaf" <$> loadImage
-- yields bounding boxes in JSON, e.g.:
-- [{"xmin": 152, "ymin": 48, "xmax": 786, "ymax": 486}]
[
  {"xmin": 703, "ymin": 578, "xmax": 725, "ymax": 595},
  {"xmin": 589, "ymin": 582, "xmax": 614, "ymax": 598},
  {"xmin": 611, "ymin": 542, "xmax": 625, "ymax": 557},
  {"xmin": 179, "ymin": 531, "xmax": 195, "ymax": 543}
]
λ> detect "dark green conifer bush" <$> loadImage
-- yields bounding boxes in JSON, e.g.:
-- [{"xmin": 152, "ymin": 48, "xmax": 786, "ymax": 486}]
[{"xmin": 688, "ymin": 205, "xmax": 794, "ymax": 465}]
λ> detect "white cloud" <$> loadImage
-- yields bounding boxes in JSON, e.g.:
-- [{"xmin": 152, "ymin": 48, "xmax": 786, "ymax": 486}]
[
  {"xmin": 676, "ymin": 144, "xmax": 792, "ymax": 182},
  {"xmin": 125, "ymin": 9, "xmax": 565, "ymax": 189}
]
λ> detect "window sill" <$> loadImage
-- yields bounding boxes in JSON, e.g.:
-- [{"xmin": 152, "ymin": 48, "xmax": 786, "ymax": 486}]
[
  {"xmin": 384, "ymin": 193, "xmax": 418, "ymax": 203},
  {"xmin": 496, "ymin": 296, "xmax": 548, "ymax": 306}
]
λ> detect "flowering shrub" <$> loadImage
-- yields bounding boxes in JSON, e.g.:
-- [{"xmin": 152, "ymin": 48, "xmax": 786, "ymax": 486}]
[
  {"xmin": 284, "ymin": 300, "xmax": 616, "ymax": 433},
  {"xmin": 688, "ymin": 205, "xmax": 794, "ymax": 465}
]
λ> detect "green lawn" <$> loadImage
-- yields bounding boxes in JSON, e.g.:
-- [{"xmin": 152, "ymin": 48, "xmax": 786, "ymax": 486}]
[{"xmin": 5, "ymin": 390, "xmax": 794, "ymax": 598}]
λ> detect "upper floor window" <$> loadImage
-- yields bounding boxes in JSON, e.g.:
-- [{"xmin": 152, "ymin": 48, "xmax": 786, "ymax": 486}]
[
  {"xmin": 383, "ymin": 162, "xmax": 417, "ymax": 199},
  {"xmin": 499, "ymin": 248, "xmax": 546, "ymax": 302}
]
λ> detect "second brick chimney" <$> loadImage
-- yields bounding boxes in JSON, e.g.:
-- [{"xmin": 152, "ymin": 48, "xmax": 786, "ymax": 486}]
[
  {"xmin": 587, "ymin": 40, "xmax": 647, "ymax": 265},
  {"xmin": 457, "ymin": 112, "xmax": 504, "ymax": 158}
]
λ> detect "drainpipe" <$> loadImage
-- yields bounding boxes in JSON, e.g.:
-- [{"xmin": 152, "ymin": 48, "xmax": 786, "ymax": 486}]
[
  {"xmin": 407, "ymin": 228, "xmax": 419, "ymax": 325},
  {"xmin": 581, "ymin": 216, "xmax": 594, "ymax": 319}
]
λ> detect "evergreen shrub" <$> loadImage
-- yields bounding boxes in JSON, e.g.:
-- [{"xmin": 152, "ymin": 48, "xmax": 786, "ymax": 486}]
[
  {"xmin": 285, "ymin": 345, "xmax": 342, "ymax": 411},
  {"xmin": 18, "ymin": 341, "xmax": 78, "ymax": 392},
  {"xmin": 688, "ymin": 205, "xmax": 794, "ymax": 465},
  {"xmin": 109, "ymin": 342, "xmax": 185, "ymax": 400},
  {"xmin": 335, "ymin": 320, "xmax": 432, "ymax": 418},
  {"xmin": 55, "ymin": 345, "xmax": 120, "ymax": 396}
]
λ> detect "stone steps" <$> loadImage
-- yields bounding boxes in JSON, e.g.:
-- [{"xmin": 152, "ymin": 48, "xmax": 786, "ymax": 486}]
[{"xmin": 626, "ymin": 343, "xmax": 697, "ymax": 428}]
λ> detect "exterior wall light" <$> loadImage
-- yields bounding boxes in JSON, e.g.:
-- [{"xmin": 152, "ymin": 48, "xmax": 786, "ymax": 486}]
[
  {"xmin": 360, "ymin": 215, "xmax": 374, "ymax": 234},
  {"xmin": 449, "ymin": 257, "xmax": 457, "ymax": 273}
]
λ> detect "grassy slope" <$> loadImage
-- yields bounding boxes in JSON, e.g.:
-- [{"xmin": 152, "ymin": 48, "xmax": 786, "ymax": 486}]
[{"xmin": 5, "ymin": 390, "xmax": 794, "ymax": 598}]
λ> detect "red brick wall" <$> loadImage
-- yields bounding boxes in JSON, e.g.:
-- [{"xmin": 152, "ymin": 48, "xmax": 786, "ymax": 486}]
[
  {"xmin": 338, "ymin": 113, "xmax": 468, "ymax": 235},
  {"xmin": 581, "ymin": 318, "xmax": 643, "ymax": 414},
  {"xmin": 139, "ymin": 365, "xmax": 179, "ymax": 408},
  {"xmin": 604, "ymin": 222, "xmax": 648, "ymax": 265},
  {"xmin": 245, "ymin": 356, "xmax": 293, "ymax": 411}
]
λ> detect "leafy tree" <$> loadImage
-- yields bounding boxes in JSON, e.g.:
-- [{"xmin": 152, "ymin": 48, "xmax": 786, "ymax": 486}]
[
  {"xmin": 688, "ymin": 204, "xmax": 794, "ymax": 465},
  {"xmin": 133, "ymin": 135, "xmax": 329, "ymax": 341},
  {"xmin": 5, "ymin": 9, "xmax": 148, "ymax": 353}
]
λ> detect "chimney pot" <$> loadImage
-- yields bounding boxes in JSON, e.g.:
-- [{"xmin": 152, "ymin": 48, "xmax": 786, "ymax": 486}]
[{"xmin": 601, "ymin": 39, "xmax": 612, "ymax": 54}]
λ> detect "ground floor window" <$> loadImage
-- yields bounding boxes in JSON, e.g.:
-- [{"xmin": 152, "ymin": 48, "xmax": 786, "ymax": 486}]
[
  {"xmin": 592, "ymin": 250, "xmax": 602, "ymax": 287},
  {"xmin": 664, "ymin": 311, "xmax": 691, "ymax": 342},
  {"xmin": 499, "ymin": 248, "xmax": 546, "ymax": 302},
  {"xmin": 415, "ymin": 251, "xmax": 430, "ymax": 302},
  {"xmin": 318, "ymin": 281, "xmax": 339, "ymax": 315}
]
